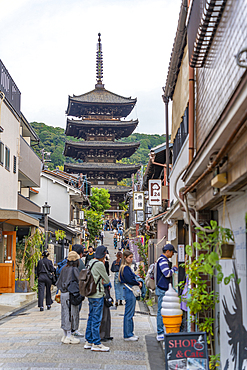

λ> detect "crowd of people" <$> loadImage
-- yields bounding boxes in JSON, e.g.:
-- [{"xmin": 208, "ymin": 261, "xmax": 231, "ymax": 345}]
[{"xmin": 36, "ymin": 221, "xmax": 178, "ymax": 351}]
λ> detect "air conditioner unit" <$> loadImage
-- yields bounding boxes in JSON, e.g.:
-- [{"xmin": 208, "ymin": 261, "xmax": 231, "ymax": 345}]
[{"xmin": 71, "ymin": 219, "xmax": 77, "ymax": 226}]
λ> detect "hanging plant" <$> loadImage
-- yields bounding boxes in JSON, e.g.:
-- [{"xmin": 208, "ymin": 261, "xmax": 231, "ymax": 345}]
[{"xmin": 55, "ymin": 229, "xmax": 66, "ymax": 242}]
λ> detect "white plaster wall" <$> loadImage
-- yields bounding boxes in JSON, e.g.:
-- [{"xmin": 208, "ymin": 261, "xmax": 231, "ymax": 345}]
[
  {"xmin": 218, "ymin": 193, "xmax": 247, "ymax": 369},
  {"xmin": 170, "ymin": 137, "xmax": 189, "ymax": 204},
  {"xmin": 0, "ymin": 102, "xmax": 19, "ymax": 209},
  {"xmin": 30, "ymin": 176, "xmax": 70, "ymax": 225}
]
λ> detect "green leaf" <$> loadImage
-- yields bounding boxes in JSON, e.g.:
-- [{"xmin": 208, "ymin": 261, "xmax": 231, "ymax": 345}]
[
  {"xmin": 237, "ymin": 278, "xmax": 241, "ymax": 284},
  {"xmin": 224, "ymin": 276, "xmax": 231, "ymax": 285},
  {"xmin": 210, "ymin": 220, "xmax": 217, "ymax": 230},
  {"xmin": 186, "ymin": 245, "xmax": 193, "ymax": 257}
]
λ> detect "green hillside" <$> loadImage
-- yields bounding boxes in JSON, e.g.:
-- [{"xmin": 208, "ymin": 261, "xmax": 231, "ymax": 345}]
[{"xmin": 30, "ymin": 121, "xmax": 166, "ymax": 170}]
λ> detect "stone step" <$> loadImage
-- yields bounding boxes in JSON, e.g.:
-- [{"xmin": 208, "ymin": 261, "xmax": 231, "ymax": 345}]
[{"xmin": 0, "ymin": 292, "xmax": 36, "ymax": 307}]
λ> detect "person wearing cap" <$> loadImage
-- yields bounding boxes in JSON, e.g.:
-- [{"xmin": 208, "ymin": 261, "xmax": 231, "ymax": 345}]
[
  {"xmin": 56, "ymin": 251, "xmax": 81, "ymax": 345},
  {"xmin": 37, "ymin": 250, "xmax": 56, "ymax": 312},
  {"xmin": 72, "ymin": 244, "xmax": 86, "ymax": 272},
  {"xmin": 156, "ymin": 243, "xmax": 178, "ymax": 342},
  {"xmin": 84, "ymin": 245, "xmax": 110, "ymax": 352}
]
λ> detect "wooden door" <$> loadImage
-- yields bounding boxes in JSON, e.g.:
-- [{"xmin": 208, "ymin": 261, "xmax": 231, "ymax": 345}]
[{"xmin": 0, "ymin": 231, "xmax": 16, "ymax": 293}]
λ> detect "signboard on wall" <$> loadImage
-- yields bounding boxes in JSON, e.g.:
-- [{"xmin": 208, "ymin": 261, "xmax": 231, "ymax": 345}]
[
  {"xmin": 149, "ymin": 179, "xmax": 162, "ymax": 206},
  {"xmin": 164, "ymin": 332, "xmax": 209, "ymax": 370},
  {"xmin": 178, "ymin": 244, "xmax": 185, "ymax": 263},
  {"xmin": 133, "ymin": 192, "xmax": 144, "ymax": 210}
]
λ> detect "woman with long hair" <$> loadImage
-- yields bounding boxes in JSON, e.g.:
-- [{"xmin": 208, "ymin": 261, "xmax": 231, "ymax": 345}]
[
  {"xmin": 111, "ymin": 251, "xmax": 124, "ymax": 307},
  {"xmin": 37, "ymin": 250, "xmax": 55, "ymax": 311},
  {"xmin": 119, "ymin": 250, "xmax": 142, "ymax": 341},
  {"xmin": 56, "ymin": 251, "xmax": 81, "ymax": 344}
]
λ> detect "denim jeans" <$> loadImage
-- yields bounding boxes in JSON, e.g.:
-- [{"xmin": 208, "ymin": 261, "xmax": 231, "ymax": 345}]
[
  {"xmin": 85, "ymin": 297, "xmax": 104, "ymax": 345},
  {"xmin": 123, "ymin": 286, "xmax": 136, "ymax": 338},
  {"xmin": 155, "ymin": 286, "xmax": 167, "ymax": 335}
]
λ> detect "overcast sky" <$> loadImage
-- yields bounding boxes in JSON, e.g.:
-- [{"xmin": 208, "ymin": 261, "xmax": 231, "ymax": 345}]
[{"xmin": 0, "ymin": 0, "xmax": 181, "ymax": 135}]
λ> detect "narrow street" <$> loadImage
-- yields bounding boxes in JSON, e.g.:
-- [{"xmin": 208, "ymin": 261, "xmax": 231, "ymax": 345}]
[{"xmin": 0, "ymin": 232, "xmax": 164, "ymax": 370}]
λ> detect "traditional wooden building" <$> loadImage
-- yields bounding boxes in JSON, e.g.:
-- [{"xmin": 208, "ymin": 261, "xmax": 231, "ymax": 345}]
[{"xmin": 64, "ymin": 33, "xmax": 140, "ymax": 209}]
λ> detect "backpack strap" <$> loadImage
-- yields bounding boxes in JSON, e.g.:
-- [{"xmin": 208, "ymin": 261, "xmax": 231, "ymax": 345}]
[
  {"xmin": 89, "ymin": 260, "xmax": 102, "ymax": 292},
  {"xmin": 156, "ymin": 256, "xmax": 165, "ymax": 287}
]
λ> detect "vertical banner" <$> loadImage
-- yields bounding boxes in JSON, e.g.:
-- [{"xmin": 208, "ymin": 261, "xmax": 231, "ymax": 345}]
[{"xmin": 149, "ymin": 179, "xmax": 162, "ymax": 206}]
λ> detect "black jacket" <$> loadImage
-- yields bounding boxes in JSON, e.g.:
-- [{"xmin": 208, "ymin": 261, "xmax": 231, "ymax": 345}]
[
  {"xmin": 111, "ymin": 260, "xmax": 121, "ymax": 273},
  {"xmin": 37, "ymin": 257, "xmax": 55, "ymax": 277}
]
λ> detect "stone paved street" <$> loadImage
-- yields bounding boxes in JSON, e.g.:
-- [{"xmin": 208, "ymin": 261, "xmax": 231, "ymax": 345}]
[{"xmin": 0, "ymin": 232, "xmax": 165, "ymax": 370}]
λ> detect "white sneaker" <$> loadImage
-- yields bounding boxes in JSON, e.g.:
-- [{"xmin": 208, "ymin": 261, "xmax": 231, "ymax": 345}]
[
  {"xmin": 84, "ymin": 341, "xmax": 93, "ymax": 349},
  {"xmin": 156, "ymin": 334, "xmax": 164, "ymax": 341},
  {"xmin": 61, "ymin": 335, "xmax": 65, "ymax": 343},
  {"xmin": 124, "ymin": 335, "xmax": 139, "ymax": 341},
  {"xmin": 91, "ymin": 343, "xmax": 110, "ymax": 352},
  {"xmin": 63, "ymin": 336, "xmax": 80, "ymax": 344},
  {"xmin": 72, "ymin": 330, "xmax": 84, "ymax": 337}
]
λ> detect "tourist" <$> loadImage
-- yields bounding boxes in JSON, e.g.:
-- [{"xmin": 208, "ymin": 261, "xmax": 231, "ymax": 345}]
[
  {"xmin": 56, "ymin": 251, "xmax": 81, "ymax": 344},
  {"xmin": 111, "ymin": 251, "xmax": 124, "ymax": 307},
  {"xmin": 85, "ymin": 245, "xmax": 95, "ymax": 266},
  {"xmin": 119, "ymin": 250, "xmax": 142, "ymax": 341},
  {"xmin": 84, "ymin": 245, "xmax": 110, "ymax": 352},
  {"xmin": 100, "ymin": 229, "xmax": 105, "ymax": 244},
  {"xmin": 37, "ymin": 250, "xmax": 55, "ymax": 312},
  {"xmin": 113, "ymin": 232, "xmax": 118, "ymax": 249},
  {"xmin": 72, "ymin": 244, "xmax": 86, "ymax": 271},
  {"xmin": 155, "ymin": 244, "xmax": 178, "ymax": 341}
]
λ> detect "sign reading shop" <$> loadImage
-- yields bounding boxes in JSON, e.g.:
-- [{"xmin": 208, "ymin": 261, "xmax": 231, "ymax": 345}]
[{"xmin": 164, "ymin": 332, "xmax": 209, "ymax": 370}]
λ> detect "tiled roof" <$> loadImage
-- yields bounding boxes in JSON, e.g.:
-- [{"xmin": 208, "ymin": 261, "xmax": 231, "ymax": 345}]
[
  {"xmin": 65, "ymin": 141, "xmax": 140, "ymax": 149},
  {"xmin": 94, "ymin": 185, "xmax": 132, "ymax": 193},
  {"xmin": 71, "ymin": 88, "xmax": 136, "ymax": 104},
  {"xmin": 67, "ymin": 118, "xmax": 138, "ymax": 127},
  {"xmin": 64, "ymin": 162, "xmax": 140, "ymax": 171}
]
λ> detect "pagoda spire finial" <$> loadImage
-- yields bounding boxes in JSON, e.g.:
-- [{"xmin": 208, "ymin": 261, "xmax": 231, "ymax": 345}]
[{"xmin": 95, "ymin": 32, "xmax": 104, "ymax": 89}]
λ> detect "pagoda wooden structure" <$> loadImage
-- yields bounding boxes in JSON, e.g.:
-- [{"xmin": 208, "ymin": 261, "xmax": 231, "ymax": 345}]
[{"xmin": 64, "ymin": 33, "xmax": 140, "ymax": 209}]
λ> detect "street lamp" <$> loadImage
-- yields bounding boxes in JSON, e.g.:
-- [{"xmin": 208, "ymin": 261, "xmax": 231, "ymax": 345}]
[{"xmin": 42, "ymin": 202, "xmax": 51, "ymax": 251}]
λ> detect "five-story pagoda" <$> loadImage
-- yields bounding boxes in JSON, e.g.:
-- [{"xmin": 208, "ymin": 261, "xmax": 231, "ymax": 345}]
[{"xmin": 64, "ymin": 33, "xmax": 140, "ymax": 209}]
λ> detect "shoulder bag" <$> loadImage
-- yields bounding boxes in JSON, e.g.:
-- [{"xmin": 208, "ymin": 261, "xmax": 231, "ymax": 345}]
[
  {"xmin": 42, "ymin": 261, "xmax": 57, "ymax": 285},
  {"xmin": 124, "ymin": 283, "xmax": 141, "ymax": 298}
]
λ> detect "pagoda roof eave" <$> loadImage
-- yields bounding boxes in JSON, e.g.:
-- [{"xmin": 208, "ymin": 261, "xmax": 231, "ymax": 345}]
[
  {"xmin": 94, "ymin": 185, "xmax": 132, "ymax": 194},
  {"xmin": 64, "ymin": 141, "xmax": 140, "ymax": 150},
  {"xmin": 66, "ymin": 88, "xmax": 137, "ymax": 118},
  {"xmin": 68, "ymin": 87, "xmax": 137, "ymax": 105},
  {"xmin": 65, "ymin": 118, "xmax": 138, "ymax": 138},
  {"xmin": 64, "ymin": 162, "xmax": 141, "ymax": 173}
]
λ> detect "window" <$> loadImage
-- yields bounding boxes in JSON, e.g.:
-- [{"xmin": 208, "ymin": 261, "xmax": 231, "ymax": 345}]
[
  {"xmin": 5, "ymin": 146, "xmax": 10, "ymax": 170},
  {"xmin": 0, "ymin": 142, "xmax": 4, "ymax": 165},
  {"xmin": 13, "ymin": 155, "xmax": 17, "ymax": 173},
  {"xmin": 173, "ymin": 107, "xmax": 188, "ymax": 164}
]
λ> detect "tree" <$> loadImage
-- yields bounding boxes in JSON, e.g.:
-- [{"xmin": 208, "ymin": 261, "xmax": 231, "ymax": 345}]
[
  {"xmin": 84, "ymin": 209, "xmax": 104, "ymax": 244},
  {"xmin": 90, "ymin": 188, "xmax": 111, "ymax": 213}
]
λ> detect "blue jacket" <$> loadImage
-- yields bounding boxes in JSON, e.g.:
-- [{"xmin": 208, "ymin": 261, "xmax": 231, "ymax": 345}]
[
  {"xmin": 156, "ymin": 254, "xmax": 177, "ymax": 291},
  {"xmin": 120, "ymin": 266, "xmax": 139, "ymax": 286}
]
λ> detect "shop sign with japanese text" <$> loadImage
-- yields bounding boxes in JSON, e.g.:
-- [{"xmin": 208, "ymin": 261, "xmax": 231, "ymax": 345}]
[
  {"xmin": 148, "ymin": 179, "xmax": 162, "ymax": 206},
  {"xmin": 133, "ymin": 192, "xmax": 144, "ymax": 211}
]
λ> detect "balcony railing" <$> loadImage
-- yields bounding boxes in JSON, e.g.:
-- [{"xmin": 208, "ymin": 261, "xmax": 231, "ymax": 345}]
[{"xmin": 19, "ymin": 136, "xmax": 41, "ymax": 187}]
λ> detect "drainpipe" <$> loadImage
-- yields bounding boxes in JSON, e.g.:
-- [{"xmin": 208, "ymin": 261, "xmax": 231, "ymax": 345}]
[
  {"xmin": 163, "ymin": 96, "xmax": 170, "ymax": 206},
  {"xmin": 189, "ymin": 66, "xmax": 195, "ymax": 163},
  {"xmin": 188, "ymin": 0, "xmax": 195, "ymax": 164}
]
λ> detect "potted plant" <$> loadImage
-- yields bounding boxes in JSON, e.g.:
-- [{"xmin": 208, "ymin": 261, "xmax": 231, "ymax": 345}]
[
  {"xmin": 217, "ymin": 225, "xmax": 235, "ymax": 259},
  {"xmin": 55, "ymin": 229, "xmax": 66, "ymax": 243},
  {"xmin": 15, "ymin": 228, "xmax": 43, "ymax": 292},
  {"xmin": 181, "ymin": 220, "xmax": 238, "ymax": 369}
]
